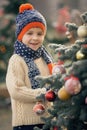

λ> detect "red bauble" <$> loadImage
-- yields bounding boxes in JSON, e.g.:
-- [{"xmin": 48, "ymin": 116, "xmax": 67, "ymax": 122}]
[
  {"xmin": 53, "ymin": 126, "xmax": 58, "ymax": 130},
  {"xmin": 33, "ymin": 103, "xmax": 45, "ymax": 115},
  {"xmin": 45, "ymin": 90, "xmax": 56, "ymax": 102}
]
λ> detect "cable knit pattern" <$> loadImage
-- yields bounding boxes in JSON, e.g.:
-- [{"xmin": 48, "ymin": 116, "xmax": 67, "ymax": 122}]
[{"xmin": 6, "ymin": 54, "xmax": 50, "ymax": 126}]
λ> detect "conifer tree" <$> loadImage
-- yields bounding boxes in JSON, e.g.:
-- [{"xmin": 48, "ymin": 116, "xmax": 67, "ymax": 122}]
[
  {"xmin": 33, "ymin": 11, "xmax": 87, "ymax": 130},
  {"xmin": 0, "ymin": 0, "xmax": 29, "ymax": 82}
]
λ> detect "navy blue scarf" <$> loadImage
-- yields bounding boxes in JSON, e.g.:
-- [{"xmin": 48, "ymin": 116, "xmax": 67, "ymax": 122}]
[{"xmin": 14, "ymin": 40, "xmax": 53, "ymax": 89}]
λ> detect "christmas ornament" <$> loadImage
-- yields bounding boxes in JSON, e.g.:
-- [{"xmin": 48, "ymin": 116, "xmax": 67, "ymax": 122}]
[
  {"xmin": 77, "ymin": 25, "xmax": 87, "ymax": 38},
  {"xmin": 53, "ymin": 126, "xmax": 58, "ymax": 130},
  {"xmin": 58, "ymin": 86, "xmax": 71, "ymax": 101},
  {"xmin": 85, "ymin": 97, "xmax": 87, "ymax": 104},
  {"xmin": 33, "ymin": 102, "xmax": 45, "ymax": 115},
  {"xmin": 64, "ymin": 76, "xmax": 81, "ymax": 95},
  {"xmin": 76, "ymin": 50, "xmax": 85, "ymax": 60},
  {"xmin": 0, "ymin": 45, "xmax": 6, "ymax": 53},
  {"xmin": 52, "ymin": 64, "xmax": 66, "ymax": 75},
  {"xmin": 45, "ymin": 90, "xmax": 56, "ymax": 102}
]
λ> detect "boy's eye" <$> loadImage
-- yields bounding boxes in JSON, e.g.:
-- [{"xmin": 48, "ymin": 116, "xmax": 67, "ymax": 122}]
[
  {"xmin": 27, "ymin": 32, "xmax": 33, "ymax": 35},
  {"xmin": 38, "ymin": 31, "xmax": 44, "ymax": 35},
  {"xmin": 27, "ymin": 32, "xmax": 43, "ymax": 36},
  {"xmin": 38, "ymin": 33, "xmax": 43, "ymax": 36}
]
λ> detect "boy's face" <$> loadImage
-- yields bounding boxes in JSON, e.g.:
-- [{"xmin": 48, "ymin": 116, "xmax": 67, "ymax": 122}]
[{"xmin": 22, "ymin": 27, "xmax": 45, "ymax": 51}]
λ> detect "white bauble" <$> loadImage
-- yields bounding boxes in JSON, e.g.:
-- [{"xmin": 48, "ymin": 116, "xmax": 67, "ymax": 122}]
[{"xmin": 77, "ymin": 25, "xmax": 87, "ymax": 38}]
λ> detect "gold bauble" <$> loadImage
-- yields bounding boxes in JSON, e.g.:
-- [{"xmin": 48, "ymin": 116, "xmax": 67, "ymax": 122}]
[
  {"xmin": 76, "ymin": 50, "xmax": 85, "ymax": 59},
  {"xmin": 58, "ymin": 87, "xmax": 71, "ymax": 101}
]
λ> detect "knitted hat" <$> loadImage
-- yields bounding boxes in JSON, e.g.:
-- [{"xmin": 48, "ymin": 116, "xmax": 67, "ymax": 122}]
[{"xmin": 16, "ymin": 3, "xmax": 47, "ymax": 41}]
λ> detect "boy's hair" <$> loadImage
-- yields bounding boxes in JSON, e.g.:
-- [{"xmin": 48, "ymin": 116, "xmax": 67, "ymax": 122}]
[{"xmin": 16, "ymin": 3, "xmax": 46, "ymax": 41}]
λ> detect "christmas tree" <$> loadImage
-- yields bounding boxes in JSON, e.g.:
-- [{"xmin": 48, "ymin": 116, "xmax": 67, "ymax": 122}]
[
  {"xmin": 0, "ymin": 0, "xmax": 29, "ymax": 82},
  {"xmin": 33, "ymin": 11, "xmax": 87, "ymax": 130}
]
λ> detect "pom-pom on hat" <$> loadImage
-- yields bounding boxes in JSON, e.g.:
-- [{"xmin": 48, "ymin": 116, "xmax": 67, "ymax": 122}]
[{"xmin": 16, "ymin": 3, "xmax": 46, "ymax": 41}]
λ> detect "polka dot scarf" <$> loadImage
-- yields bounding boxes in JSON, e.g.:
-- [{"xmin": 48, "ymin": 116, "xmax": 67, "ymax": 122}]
[{"xmin": 14, "ymin": 40, "xmax": 53, "ymax": 89}]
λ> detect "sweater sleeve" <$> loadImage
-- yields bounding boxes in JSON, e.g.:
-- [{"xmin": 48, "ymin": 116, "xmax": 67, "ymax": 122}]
[{"xmin": 6, "ymin": 54, "xmax": 46, "ymax": 103}]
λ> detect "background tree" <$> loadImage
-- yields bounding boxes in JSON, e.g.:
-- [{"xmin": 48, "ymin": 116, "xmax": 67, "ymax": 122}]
[{"xmin": 0, "ymin": 0, "xmax": 29, "ymax": 82}]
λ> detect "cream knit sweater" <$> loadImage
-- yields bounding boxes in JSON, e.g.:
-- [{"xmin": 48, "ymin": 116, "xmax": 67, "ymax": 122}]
[{"xmin": 6, "ymin": 54, "xmax": 51, "ymax": 127}]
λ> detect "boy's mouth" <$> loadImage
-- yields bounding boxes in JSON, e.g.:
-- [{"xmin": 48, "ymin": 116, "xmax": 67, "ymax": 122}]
[{"xmin": 30, "ymin": 43, "xmax": 38, "ymax": 45}]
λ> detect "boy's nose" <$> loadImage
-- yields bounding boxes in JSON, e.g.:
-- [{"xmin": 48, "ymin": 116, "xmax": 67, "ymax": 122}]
[{"xmin": 33, "ymin": 35, "xmax": 38, "ymax": 40}]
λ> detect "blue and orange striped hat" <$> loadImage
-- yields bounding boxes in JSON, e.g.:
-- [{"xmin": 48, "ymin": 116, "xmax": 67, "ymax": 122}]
[{"xmin": 16, "ymin": 3, "xmax": 46, "ymax": 41}]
